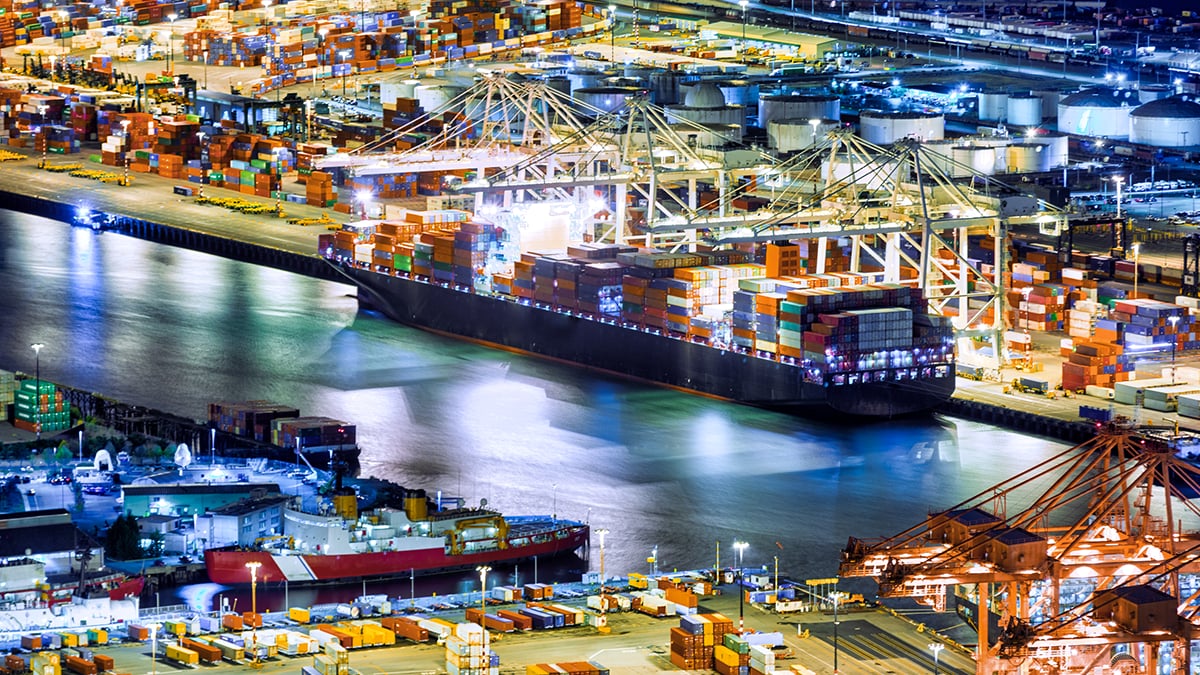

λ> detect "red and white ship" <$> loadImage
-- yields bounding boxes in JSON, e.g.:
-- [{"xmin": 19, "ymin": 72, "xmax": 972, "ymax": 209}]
[{"xmin": 204, "ymin": 489, "xmax": 588, "ymax": 585}]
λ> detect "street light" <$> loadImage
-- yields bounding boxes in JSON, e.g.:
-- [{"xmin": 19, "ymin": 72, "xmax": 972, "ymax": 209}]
[
  {"xmin": 608, "ymin": 4, "xmax": 617, "ymax": 60},
  {"xmin": 57, "ymin": 11, "xmax": 69, "ymax": 53},
  {"xmin": 30, "ymin": 343, "xmax": 44, "ymax": 440},
  {"xmin": 928, "ymin": 642, "xmax": 944, "ymax": 674},
  {"xmin": 1170, "ymin": 315, "xmax": 1180, "ymax": 382},
  {"xmin": 339, "ymin": 49, "xmax": 352, "ymax": 98},
  {"xmin": 733, "ymin": 540, "xmax": 748, "ymax": 632},
  {"xmin": 167, "ymin": 13, "xmax": 177, "ymax": 73},
  {"xmin": 476, "ymin": 565, "xmax": 491, "ymax": 615},
  {"xmin": 120, "ymin": 119, "xmax": 131, "ymax": 186},
  {"xmin": 202, "ymin": 49, "xmax": 209, "ymax": 89},
  {"xmin": 739, "ymin": 0, "xmax": 749, "ymax": 64},
  {"xmin": 1131, "ymin": 241, "xmax": 1140, "ymax": 299},
  {"xmin": 809, "ymin": 117, "xmax": 821, "ymax": 147},
  {"xmin": 595, "ymin": 528, "xmax": 609, "ymax": 588},
  {"xmin": 148, "ymin": 622, "xmax": 161, "ymax": 675},
  {"xmin": 1113, "ymin": 175, "xmax": 1125, "ymax": 220},
  {"xmin": 245, "ymin": 561, "xmax": 262, "ymax": 616},
  {"xmin": 831, "ymin": 590, "xmax": 846, "ymax": 673},
  {"xmin": 262, "ymin": 0, "xmax": 272, "ymax": 26},
  {"xmin": 37, "ymin": 104, "xmax": 47, "ymax": 168},
  {"xmin": 552, "ymin": 482, "xmax": 558, "ymax": 521}
]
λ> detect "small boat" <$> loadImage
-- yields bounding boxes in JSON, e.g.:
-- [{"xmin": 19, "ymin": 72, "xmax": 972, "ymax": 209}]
[{"xmin": 72, "ymin": 206, "xmax": 117, "ymax": 231}]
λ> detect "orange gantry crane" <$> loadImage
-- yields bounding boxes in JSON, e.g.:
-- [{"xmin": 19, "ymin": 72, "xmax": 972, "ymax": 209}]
[{"xmin": 840, "ymin": 417, "xmax": 1200, "ymax": 674}]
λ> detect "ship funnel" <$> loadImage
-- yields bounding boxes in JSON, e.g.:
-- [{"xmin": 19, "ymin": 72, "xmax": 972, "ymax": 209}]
[
  {"xmin": 405, "ymin": 489, "xmax": 428, "ymax": 521},
  {"xmin": 333, "ymin": 492, "xmax": 358, "ymax": 521}
]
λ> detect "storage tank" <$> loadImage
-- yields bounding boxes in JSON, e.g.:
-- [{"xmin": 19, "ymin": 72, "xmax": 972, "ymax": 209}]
[
  {"xmin": 414, "ymin": 84, "xmax": 465, "ymax": 114},
  {"xmin": 567, "ymin": 69, "xmax": 605, "ymax": 92},
  {"xmin": 622, "ymin": 64, "xmax": 658, "ymax": 81},
  {"xmin": 713, "ymin": 79, "xmax": 759, "ymax": 107},
  {"xmin": 1006, "ymin": 143, "xmax": 1053, "ymax": 173},
  {"xmin": 664, "ymin": 82, "xmax": 746, "ymax": 136},
  {"xmin": 967, "ymin": 135, "xmax": 1012, "ymax": 173},
  {"xmin": 766, "ymin": 118, "xmax": 839, "ymax": 152},
  {"xmin": 573, "ymin": 86, "xmax": 641, "ymax": 114},
  {"xmin": 671, "ymin": 123, "xmax": 744, "ymax": 148},
  {"xmin": 1026, "ymin": 132, "xmax": 1069, "ymax": 168},
  {"xmin": 379, "ymin": 80, "xmax": 420, "ymax": 104},
  {"xmin": 545, "ymin": 75, "xmax": 571, "ymax": 98},
  {"xmin": 1138, "ymin": 84, "xmax": 1172, "ymax": 103},
  {"xmin": 759, "ymin": 93, "xmax": 840, "ymax": 129},
  {"xmin": 858, "ymin": 111, "xmax": 944, "ymax": 144},
  {"xmin": 1032, "ymin": 88, "xmax": 1063, "ymax": 119},
  {"xmin": 1057, "ymin": 88, "xmax": 1136, "ymax": 138},
  {"xmin": 822, "ymin": 154, "xmax": 898, "ymax": 190},
  {"xmin": 951, "ymin": 145, "xmax": 997, "ymax": 177},
  {"xmin": 977, "ymin": 92, "xmax": 1009, "ymax": 121},
  {"xmin": 1006, "ymin": 94, "xmax": 1043, "ymax": 126},
  {"xmin": 1129, "ymin": 96, "xmax": 1200, "ymax": 147},
  {"xmin": 921, "ymin": 139, "xmax": 959, "ymax": 176},
  {"xmin": 648, "ymin": 70, "xmax": 685, "ymax": 106}
]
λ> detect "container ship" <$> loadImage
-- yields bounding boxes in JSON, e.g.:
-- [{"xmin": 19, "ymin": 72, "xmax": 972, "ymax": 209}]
[
  {"xmin": 318, "ymin": 214, "xmax": 956, "ymax": 417},
  {"xmin": 204, "ymin": 482, "xmax": 588, "ymax": 585}
]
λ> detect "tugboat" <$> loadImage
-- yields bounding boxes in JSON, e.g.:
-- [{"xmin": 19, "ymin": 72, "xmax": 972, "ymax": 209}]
[{"xmin": 72, "ymin": 205, "xmax": 117, "ymax": 231}]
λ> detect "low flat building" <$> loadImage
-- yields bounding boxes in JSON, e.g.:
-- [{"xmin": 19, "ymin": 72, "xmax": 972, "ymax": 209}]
[
  {"xmin": 121, "ymin": 482, "xmax": 281, "ymax": 518},
  {"xmin": 0, "ymin": 509, "xmax": 103, "ymax": 578}
]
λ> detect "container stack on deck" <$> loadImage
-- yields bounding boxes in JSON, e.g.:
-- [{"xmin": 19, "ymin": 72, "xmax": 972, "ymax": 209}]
[
  {"xmin": 668, "ymin": 613, "xmax": 734, "ymax": 671},
  {"xmin": 13, "ymin": 378, "xmax": 69, "ymax": 434}
]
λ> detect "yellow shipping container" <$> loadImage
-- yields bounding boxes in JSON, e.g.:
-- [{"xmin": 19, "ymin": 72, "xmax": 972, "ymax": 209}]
[
  {"xmin": 86, "ymin": 629, "xmax": 108, "ymax": 645},
  {"xmin": 288, "ymin": 608, "xmax": 310, "ymax": 623},
  {"xmin": 164, "ymin": 621, "xmax": 187, "ymax": 636},
  {"xmin": 59, "ymin": 633, "xmax": 78, "ymax": 648},
  {"xmin": 715, "ymin": 644, "xmax": 740, "ymax": 667},
  {"xmin": 165, "ymin": 645, "xmax": 199, "ymax": 666}
]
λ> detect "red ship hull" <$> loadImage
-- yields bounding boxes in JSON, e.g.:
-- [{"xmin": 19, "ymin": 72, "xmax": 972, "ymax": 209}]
[{"xmin": 204, "ymin": 525, "xmax": 589, "ymax": 585}]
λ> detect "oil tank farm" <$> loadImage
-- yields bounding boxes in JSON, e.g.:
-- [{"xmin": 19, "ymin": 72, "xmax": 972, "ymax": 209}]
[
  {"xmin": 758, "ymin": 92, "xmax": 840, "ymax": 130},
  {"xmin": 1128, "ymin": 96, "xmax": 1200, "ymax": 147}
]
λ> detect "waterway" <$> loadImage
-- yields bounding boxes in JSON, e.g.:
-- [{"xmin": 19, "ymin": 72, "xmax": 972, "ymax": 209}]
[{"xmin": 0, "ymin": 209, "xmax": 1073, "ymax": 611}]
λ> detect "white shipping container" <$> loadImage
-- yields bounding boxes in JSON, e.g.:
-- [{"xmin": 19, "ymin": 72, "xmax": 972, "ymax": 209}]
[{"xmin": 1084, "ymin": 385, "xmax": 1115, "ymax": 400}]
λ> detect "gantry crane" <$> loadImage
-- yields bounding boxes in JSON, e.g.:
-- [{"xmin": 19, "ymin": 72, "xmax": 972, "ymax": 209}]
[{"xmin": 840, "ymin": 418, "xmax": 1200, "ymax": 674}]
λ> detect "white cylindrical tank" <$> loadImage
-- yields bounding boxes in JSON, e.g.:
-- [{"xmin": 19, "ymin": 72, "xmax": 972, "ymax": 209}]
[
  {"xmin": 1026, "ymin": 132, "xmax": 1069, "ymax": 168},
  {"xmin": 664, "ymin": 82, "xmax": 746, "ymax": 129},
  {"xmin": 671, "ymin": 123, "xmax": 743, "ymax": 147},
  {"xmin": 713, "ymin": 79, "xmax": 759, "ymax": 107},
  {"xmin": 759, "ymin": 93, "xmax": 840, "ymax": 129},
  {"xmin": 1138, "ymin": 85, "xmax": 1171, "ymax": 103},
  {"xmin": 379, "ymin": 80, "xmax": 419, "ymax": 104},
  {"xmin": 414, "ymin": 84, "xmax": 465, "ymax": 114},
  {"xmin": 822, "ymin": 154, "xmax": 897, "ymax": 190},
  {"xmin": 1006, "ymin": 143, "xmax": 1052, "ymax": 173},
  {"xmin": 977, "ymin": 92, "xmax": 1009, "ymax": 121},
  {"xmin": 921, "ymin": 140, "xmax": 958, "ymax": 177},
  {"xmin": 1006, "ymin": 95, "xmax": 1043, "ymax": 126},
  {"xmin": 1033, "ymin": 89, "xmax": 1062, "ymax": 119},
  {"xmin": 567, "ymin": 69, "xmax": 605, "ymax": 92},
  {"xmin": 1129, "ymin": 96, "xmax": 1200, "ymax": 147},
  {"xmin": 767, "ymin": 118, "xmax": 839, "ymax": 152},
  {"xmin": 573, "ymin": 86, "xmax": 640, "ymax": 114},
  {"xmin": 859, "ymin": 111, "xmax": 944, "ymax": 144},
  {"xmin": 648, "ymin": 71, "xmax": 685, "ymax": 106},
  {"xmin": 1057, "ymin": 88, "xmax": 1136, "ymax": 138},
  {"xmin": 951, "ymin": 145, "xmax": 997, "ymax": 177}
]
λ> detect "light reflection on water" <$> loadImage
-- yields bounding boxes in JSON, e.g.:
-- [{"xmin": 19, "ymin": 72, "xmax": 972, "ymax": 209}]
[{"xmin": 0, "ymin": 210, "xmax": 1073, "ymax": 609}]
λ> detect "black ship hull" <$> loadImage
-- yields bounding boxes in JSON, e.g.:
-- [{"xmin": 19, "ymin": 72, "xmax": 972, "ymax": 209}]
[{"xmin": 333, "ymin": 265, "xmax": 956, "ymax": 417}]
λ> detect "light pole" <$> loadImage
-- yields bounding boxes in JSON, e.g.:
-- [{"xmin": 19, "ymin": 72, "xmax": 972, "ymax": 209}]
[
  {"xmin": 739, "ymin": 0, "xmax": 749, "ymax": 64},
  {"xmin": 120, "ymin": 119, "xmax": 131, "ymax": 186},
  {"xmin": 552, "ymin": 482, "xmax": 558, "ymax": 521},
  {"xmin": 928, "ymin": 642, "xmax": 944, "ymax": 674},
  {"xmin": 733, "ymin": 540, "xmax": 748, "ymax": 632},
  {"xmin": 340, "ymin": 49, "xmax": 352, "ymax": 98},
  {"xmin": 1131, "ymin": 241, "xmax": 1140, "ymax": 298},
  {"xmin": 595, "ymin": 528, "xmax": 609, "ymax": 588},
  {"xmin": 58, "ymin": 11, "xmax": 69, "ymax": 53},
  {"xmin": 1113, "ymin": 175, "xmax": 1125, "ymax": 219},
  {"xmin": 649, "ymin": 545, "xmax": 657, "ymax": 576},
  {"xmin": 38, "ymin": 104, "xmax": 48, "ymax": 168},
  {"xmin": 245, "ymin": 561, "xmax": 262, "ymax": 616},
  {"xmin": 608, "ymin": 4, "xmax": 617, "ymax": 60},
  {"xmin": 1170, "ymin": 315, "xmax": 1180, "ymax": 382},
  {"xmin": 262, "ymin": 0, "xmax": 271, "ymax": 26},
  {"xmin": 30, "ymin": 343, "xmax": 43, "ymax": 440},
  {"xmin": 202, "ymin": 49, "xmax": 209, "ymax": 89},
  {"xmin": 167, "ymin": 13, "xmax": 177, "ymax": 74},
  {"xmin": 148, "ymin": 622, "xmax": 161, "ymax": 675},
  {"xmin": 831, "ymin": 591, "xmax": 846, "ymax": 673},
  {"xmin": 476, "ymin": 565, "xmax": 491, "ymax": 615}
]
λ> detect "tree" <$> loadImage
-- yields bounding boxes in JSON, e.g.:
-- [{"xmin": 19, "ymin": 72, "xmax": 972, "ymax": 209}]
[
  {"xmin": 104, "ymin": 514, "xmax": 143, "ymax": 561},
  {"xmin": 72, "ymin": 481, "xmax": 84, "ymax": 514},
  {"xmin": 55, "ymin": 443, "xmax": 72, "ymax": 465}
]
